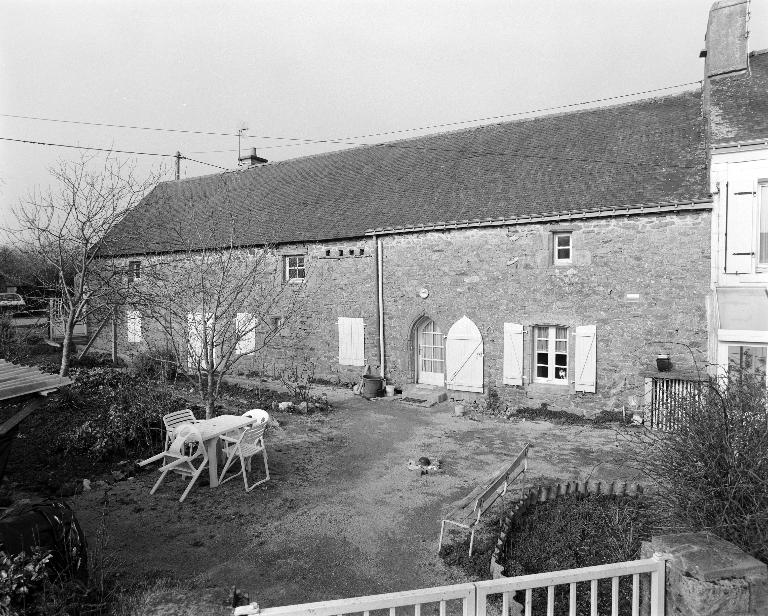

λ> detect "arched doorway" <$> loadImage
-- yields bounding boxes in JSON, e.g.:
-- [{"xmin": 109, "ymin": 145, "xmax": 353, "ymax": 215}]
[{"xmin": 414, "ymin": 316, "xmax": 445, "ymax": 386}]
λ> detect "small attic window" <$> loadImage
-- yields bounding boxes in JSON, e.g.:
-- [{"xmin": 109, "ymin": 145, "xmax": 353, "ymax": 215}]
[
  {"xmin": 325, "ymin": 249, "xmax": 331, "ymax": 257},
  {"xmin": 338, "ymin": 249, "xmax": 344, "ymax": 257},
  {"xmin": 349, "ymin": 249, "xmax": 355, "ymax": 256},
  {"xmin": 359, "ymin": 248, "xmax": 365, "ymax": 256}
]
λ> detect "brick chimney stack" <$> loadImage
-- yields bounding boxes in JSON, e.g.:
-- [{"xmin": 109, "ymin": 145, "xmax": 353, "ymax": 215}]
[
  {"xmin": 238, "ymin": 147, "xmax": 268, "ymax": 167},
  {"xmin": 703, "ymin": 0, "xmax": 750, "ymax": 78}
]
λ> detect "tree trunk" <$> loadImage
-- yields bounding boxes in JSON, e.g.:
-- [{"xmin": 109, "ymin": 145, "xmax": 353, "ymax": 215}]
[
  {"xmin": 59, "ymin": 315, "xmax": 76, "ymax": 377},
  {"xmin": 205, "ymin": 369, "xmax": 215, "ymax": 419}
]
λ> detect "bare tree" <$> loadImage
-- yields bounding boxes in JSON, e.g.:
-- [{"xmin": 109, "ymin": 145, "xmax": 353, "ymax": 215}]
[
  {"xmin": 8, "ymin": 153, "xmax": 162, "ymax": 376},
  {"xmin": 130, "ymin": 217, "xmax": 308, "ymax": 419}
]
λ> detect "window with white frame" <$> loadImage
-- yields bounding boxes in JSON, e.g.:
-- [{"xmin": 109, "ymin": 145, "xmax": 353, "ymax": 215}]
[
  {"xmin": 759, "ymin": 183, "xmax": 768, "ymax": 267},
  {"xmin": 127, "ymin": 260, "xmax": 141, "ymax": 281},
  {"xmin": 535, "ymin": 325, "xmax": 568, "ymax": 383},
  {"xmin": 553, "ymin": 233, "xmax": 572, "ymax": 265},
  {"xmin": 284, "ymin": 255, "xmax": 306, "ymax": 282},
  {"xmin": 727, "ymin": 345, "xmax": 767, "ymax": 381},
  {"xmin": 126, "ymin": 310, "xmax": 142, "ymax": 343}
]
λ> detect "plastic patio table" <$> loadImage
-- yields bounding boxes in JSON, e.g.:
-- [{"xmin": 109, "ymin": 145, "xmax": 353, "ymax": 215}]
[{"xmin": 191, "ymin": 415, "xmax": 257, "ymax": 488}]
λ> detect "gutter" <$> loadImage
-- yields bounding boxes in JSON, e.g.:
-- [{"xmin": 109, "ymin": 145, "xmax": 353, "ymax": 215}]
[{"xmin": 364, "ymin": 200, "xmax": 713, "ymax": 237}]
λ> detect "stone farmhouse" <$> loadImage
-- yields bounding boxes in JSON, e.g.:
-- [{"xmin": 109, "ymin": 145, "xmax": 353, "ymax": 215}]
[{"xmin": 92, "ymin": 1, "xmax": 767, "ymax": 415}]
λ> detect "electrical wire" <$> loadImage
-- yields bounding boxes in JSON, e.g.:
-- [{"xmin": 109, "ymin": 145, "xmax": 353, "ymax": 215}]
[
  {"xmin": 0, "ymin": 137, "xmax": 233, "ymax": 170},
  {"xmin": 1, "ymin": 79, "xmax": 702, "ymax": 152}
]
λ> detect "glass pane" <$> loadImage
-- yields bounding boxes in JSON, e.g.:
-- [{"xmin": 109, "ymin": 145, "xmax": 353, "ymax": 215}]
[
  {"xmin": 555, "ymin": 353, "xmax": 567, "ymax": 367},
  {"xmin": 536, "ymin": 365, "xmax": 548, "ymax": 378},
  {"xmin": 555, "ymin": 367, "xmax": 567, "ymax": 380},
  {"xmin": 729, "ymin": 346, "xmax": 767, "ymax": 377},
  {"xmin": 557, "ymin": 248, "xmax": 570, "ymax": 259},
  {"xmin": 556, "ymin": 234, "xmax": 570, "ymax": 247},
  {"xmin": 760, "ymin": 185, "xmax": 768, "ymax": 264},
  {"xmin": 537, "ymin": 352, "xmax": 549, "ymax": 366}
]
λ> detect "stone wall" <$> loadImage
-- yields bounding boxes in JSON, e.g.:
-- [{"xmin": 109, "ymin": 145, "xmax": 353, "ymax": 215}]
[
  {"xmin": 641, "ymin": 533, "xmax": 768, "ymax": 616},
  {"xmin": 88, "ymin": 238, "xmax": 380, "ymax": 385},
  {"xmin": 89, "ymin": 210, "xmax": 710, "ymax": 409},
  {"xmin": 381, "ymin": 210, "xmax": 711, "ymax": 415}
]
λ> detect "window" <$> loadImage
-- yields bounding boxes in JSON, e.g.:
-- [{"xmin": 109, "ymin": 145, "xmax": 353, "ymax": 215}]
[
  {"xmin": 759, "ymin": 183, "xmax": 768, "ymax": 267},
  {"xmin": 553, "ymin": 233, "xmax": 572, "ymax": 265},
  {"xmin": 728, "ymin": 345, "xmax": 767, "ymax": 380},
  {"xmin": 284, "ymin": 255, "xmax": 306, "ymax": 282},
  {"xmin": 534, "ymin": 325, "xmax": 568, "ymax": 383},
  {"xmin": 126, "ymin": 310, "xmax": 142, "ymax": 343},
  {"xmin": 127, "ymin": 260, "xmax": 141, "ymax": 281}
]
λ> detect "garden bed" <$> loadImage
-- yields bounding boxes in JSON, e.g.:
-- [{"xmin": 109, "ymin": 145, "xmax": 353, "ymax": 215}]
[{"xmin": 498, "ymin": 489, "xmax": 654, "ymax": 615}]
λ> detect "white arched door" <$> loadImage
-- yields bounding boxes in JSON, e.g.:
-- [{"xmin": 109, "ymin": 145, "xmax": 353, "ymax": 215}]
[
  {"xmin": 446, "ymin": 316, "xmax": 484, "ymax": 392},
  {"xmin": 416, "ymin": 317, "xmax": 445, "ymax": 386}
]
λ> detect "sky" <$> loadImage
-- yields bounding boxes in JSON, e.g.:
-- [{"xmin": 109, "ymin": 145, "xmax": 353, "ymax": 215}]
[{"xmin": 1, "ymin": 0, "xmax": 767, "ymax": 236}]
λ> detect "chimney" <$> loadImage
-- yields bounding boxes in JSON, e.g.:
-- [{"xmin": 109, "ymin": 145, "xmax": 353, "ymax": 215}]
[
  {"xmin": 703, "ymin": 0, "xmax": 749, "ymax": 78},
  {"xmin": 238, "ymin": 147, "xmax": 268, "ymax": 167}
]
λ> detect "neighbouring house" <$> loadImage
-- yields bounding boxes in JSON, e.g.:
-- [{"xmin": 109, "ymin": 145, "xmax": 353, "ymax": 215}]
[
  {"xmin": 90, "ymin": 1, "xmax": 763, "ymax": 415},
  {"xmin": 704, "ymin": 0, "xmax": 768, "ymax": 387}
]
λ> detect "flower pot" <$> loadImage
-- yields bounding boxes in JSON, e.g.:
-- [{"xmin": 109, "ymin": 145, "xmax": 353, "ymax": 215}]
[
  {"xmin": 656, "ymin": 355, "xmax": 671, "ymax": 372},
  {"xmin": 454, "ymin": 404, "xmax": 465, "ymax": 416}
]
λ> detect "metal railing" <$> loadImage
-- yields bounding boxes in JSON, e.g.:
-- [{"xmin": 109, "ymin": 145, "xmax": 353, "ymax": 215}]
[{"xmin": 257, "ymin": 556, "xmax": 666, "ymax": 616}]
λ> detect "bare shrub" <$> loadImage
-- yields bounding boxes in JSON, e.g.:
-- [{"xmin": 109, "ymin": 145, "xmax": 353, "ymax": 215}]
[{"xmin": 627, "ymin": 370, "xmax": 768, "ymax": 562}]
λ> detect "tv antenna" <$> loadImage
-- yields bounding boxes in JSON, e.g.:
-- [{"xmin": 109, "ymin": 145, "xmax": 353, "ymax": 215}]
[{"xmin": 236, "ymin": 122, "xmax": 248, "ymax": 165}]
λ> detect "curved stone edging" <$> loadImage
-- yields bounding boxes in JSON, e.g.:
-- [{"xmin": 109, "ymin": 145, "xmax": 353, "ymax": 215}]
[{"xmin": 489, "ymin": 481, "xmax": 646, "ymax": 579}]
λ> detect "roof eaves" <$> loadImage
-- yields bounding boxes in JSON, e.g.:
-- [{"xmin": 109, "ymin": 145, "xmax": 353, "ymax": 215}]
[{"xmin": 365, "ymin": 200, "xmax": 714, "ymax": 236}]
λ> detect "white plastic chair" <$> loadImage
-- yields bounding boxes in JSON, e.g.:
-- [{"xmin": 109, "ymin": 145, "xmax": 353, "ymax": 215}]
[
  {"xmin": 139, "ymin": 424, "xmax": 209, "ymax": 502},
  {"xmin": 162, "ymin": 409, "xmax": 196, "ymax": 449},
  {"xmin": 218, "ymin": 418, "xmax": 269, "ymax": 492}
]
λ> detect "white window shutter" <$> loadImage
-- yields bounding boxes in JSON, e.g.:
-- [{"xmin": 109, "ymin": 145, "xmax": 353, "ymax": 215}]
[
  {"xmin": 725, "ymin": 182, "xmax": 755, "ymax": 274},
  {"xmin": 126, "ymin": 310, "xmax": 142, "ymax": 342},
  {"xmin": 338, "ymin": 317, "xmax": 365, "ymax": 366},
  {"xmin": 574, "ymin": 325, "xmax": 597, "ymax": 393},
  {"xmin": 503, "ymin": 323, "xmax": 524, "ymax": 386},
  {"xmin": 235, "ymin": 312, "xmax": 256, "ymax": 355},
  {"xmin": 350, "ymin": 318, "xmax": 365, "ymax": 366}
]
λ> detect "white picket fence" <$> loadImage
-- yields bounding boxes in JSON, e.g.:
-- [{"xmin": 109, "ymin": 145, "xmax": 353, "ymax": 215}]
[{"xmin": 257, "ymin": 556, "xmax": 666, "ymax": 616}]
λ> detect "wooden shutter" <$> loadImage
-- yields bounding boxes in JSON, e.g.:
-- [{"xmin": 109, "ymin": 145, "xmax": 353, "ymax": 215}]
[
  {"xmin": 338, "ymin": 317, "xmax": 365, "ymax": 366},
  {"xmin": 503, "ymin": 323, "xmax": 524, "ymax": 386},
  {"xmin": 446, "ymin": 316, "xmax": 484, "ymax": 393},
  {"xmin": 725, "ymin": 182, "xmax": 756, "ymax": 274},
  {"xmin": 574, "ymin": 325, "xmax": 597, "ymax": 393},
  {"xmin": 235, "ymin": 312, "xmax": 256, "ymax": 355},
  {"xmin": 188, "ymin": 313, "xmax": 216, "ymax": 369},
  {"xmin": 126, "ymin": 310, "xmax": 142, "ymax": 343}
]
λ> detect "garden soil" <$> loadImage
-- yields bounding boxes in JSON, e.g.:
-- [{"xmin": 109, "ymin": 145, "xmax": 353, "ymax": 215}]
[{"xmin": 70, "ymin": 387, "xmax": 641, "ymax": 611}]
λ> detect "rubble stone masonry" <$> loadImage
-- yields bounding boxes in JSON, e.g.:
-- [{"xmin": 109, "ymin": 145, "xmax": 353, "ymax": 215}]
[{"xmin": 380, "ymin": 210, "xmax": 711, "ymax": 415}]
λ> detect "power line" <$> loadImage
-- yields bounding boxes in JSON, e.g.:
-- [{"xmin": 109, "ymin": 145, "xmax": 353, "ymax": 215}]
[
  {"xmin": 0, "ymin": 136, "xmax": 233, "ymax": 170},
  {"xmin": 1, "ymin": 79, "xmax": 702, "ymax": 153}
]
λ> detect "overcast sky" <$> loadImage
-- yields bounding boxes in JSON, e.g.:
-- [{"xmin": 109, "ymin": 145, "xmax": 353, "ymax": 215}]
[{"xmin": 1, "ymin": 0, "xmax": 766, "ymax": 234}]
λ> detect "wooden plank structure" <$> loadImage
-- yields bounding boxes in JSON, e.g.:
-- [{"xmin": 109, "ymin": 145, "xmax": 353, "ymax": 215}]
[
  {"xmin": 0, "ymin": 359, "xmax": 72, "ymax": 484},
  {"xmin": 438, "ymin": 443, "xmax": 530, "ymax": 556}
]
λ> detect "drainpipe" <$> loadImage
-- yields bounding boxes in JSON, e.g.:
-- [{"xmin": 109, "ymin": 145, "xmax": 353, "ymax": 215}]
[{"xmin": 375, "ymin": 235, "xmax": 385, "ymax": 378}]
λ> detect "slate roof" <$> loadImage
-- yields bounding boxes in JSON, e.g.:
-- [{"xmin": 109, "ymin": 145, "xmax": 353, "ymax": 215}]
[
  {"xmin": 102, "ymin": 90, "xmax": 709, "ymax": 256},
  {"xmin": 708, "ymin": 50, "xmax": 768, "ymax": 145}
]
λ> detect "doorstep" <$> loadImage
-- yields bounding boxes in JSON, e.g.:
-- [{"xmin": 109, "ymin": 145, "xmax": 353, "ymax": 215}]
[{"xmin": 399, "ymin": 384, "xmax": 448, "ymax": 407}]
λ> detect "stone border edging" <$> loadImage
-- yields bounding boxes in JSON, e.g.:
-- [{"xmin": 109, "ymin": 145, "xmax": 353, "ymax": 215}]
[{"xmin": 489, "ymin": 481, "xmax": 646, "ymax": 579}]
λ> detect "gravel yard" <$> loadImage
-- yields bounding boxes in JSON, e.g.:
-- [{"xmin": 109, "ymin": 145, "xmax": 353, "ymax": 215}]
[{"xmin": 70, "ymin": 387, "xmax": 639, "ymax": 612}]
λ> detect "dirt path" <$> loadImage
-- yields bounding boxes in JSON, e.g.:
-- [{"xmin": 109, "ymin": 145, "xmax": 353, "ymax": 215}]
[{"xmin": 72, "ymin": 395, "xmax": 639, "ymax": 609}]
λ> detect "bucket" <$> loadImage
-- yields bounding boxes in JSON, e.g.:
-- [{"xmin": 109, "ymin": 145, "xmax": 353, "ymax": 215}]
[
  {"xmin": 385, "ymin": 385, "xmax": 395, "ymax": 397},
  {"xmin": 656, "ymin": 355, "xmax": 671, "ymax": 372},
  {"xmin": 362, "ymin": 375, "xmax": 384, "ymax": 397},
  {"xmin": 454, "ymin": 404, "xmax": 465, "ymax": 416}
]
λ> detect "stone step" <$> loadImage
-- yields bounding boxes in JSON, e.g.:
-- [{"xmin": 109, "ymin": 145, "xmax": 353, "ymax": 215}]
[{"xmin": 401, "ymin": 385, "xmax": 448, "ymax": 407}]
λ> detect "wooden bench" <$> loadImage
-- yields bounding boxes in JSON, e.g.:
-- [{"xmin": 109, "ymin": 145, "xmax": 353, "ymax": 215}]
[{"xmin": 438, "ymin": 442, "xmax": 529, "ymax": 556}]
